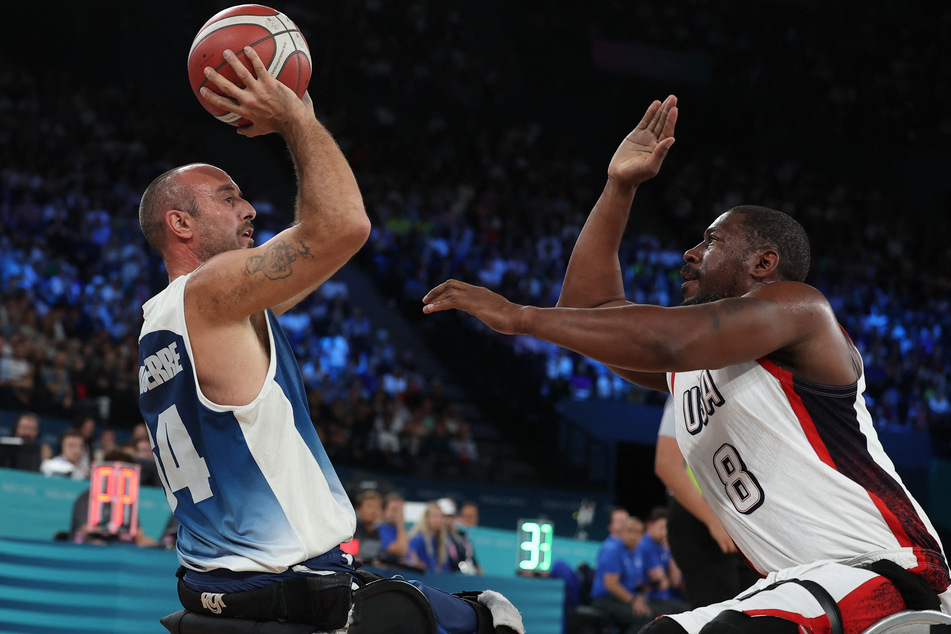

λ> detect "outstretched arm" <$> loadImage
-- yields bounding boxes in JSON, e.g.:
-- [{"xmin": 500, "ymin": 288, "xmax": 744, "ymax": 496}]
[{"xmin": 422, "ymin": 280, "xmax": 831, "ymax": 377}]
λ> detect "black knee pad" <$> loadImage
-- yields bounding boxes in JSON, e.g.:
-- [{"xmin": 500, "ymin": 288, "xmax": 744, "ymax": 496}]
[
  {"xmin": 699, "ymin": 610, "xmax": 800, "ymax": 634},
  {"xmin": 638, "ymin": 616, "xmax": 689, "ymax": 634}
]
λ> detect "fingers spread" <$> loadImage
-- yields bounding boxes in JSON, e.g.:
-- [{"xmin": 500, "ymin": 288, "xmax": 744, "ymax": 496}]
[
  {"xmin": 242, "ymin": 45, "xmax": 269, "ymax": 77},
  {"xmin": 203, "ymin": 61, "xmax": 243, "ymax": 99},
  {"xmin": 225, "ymin": 47, "xmax": 256, "ymax": 84},
  {"xmin": 199, "ymin": 84, "xmax": 236, "ymax": 110}
]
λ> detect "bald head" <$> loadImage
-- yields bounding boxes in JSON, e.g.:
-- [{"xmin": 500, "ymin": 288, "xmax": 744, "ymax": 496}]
[{"xmin": 138, "ymin": 163, "xmax": 211, "ymax": 253}]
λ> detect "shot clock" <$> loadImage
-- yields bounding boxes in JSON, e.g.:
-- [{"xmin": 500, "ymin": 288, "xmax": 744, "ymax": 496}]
[
  {"xmin": 516, "ymin": 519, "xmax": 554, "ymax": 573},
  {"xmin": 86, "ymin": 461, "xmax": 142, "ymax": 538}
]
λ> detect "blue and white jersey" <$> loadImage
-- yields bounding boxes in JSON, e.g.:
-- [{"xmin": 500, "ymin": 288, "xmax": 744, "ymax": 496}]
[{"xmin": 138, "ymin": 273, "xmax": 356, "ymax": 574}]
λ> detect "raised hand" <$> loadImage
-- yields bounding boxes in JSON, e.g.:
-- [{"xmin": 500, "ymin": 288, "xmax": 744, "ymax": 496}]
[
  {"xmin": 200, "ymin": 46, "xmax": 309, "ymax": 137},
  {"xmin": 607, "ymin": 94, "xmax": 678, "ymax": 189}
]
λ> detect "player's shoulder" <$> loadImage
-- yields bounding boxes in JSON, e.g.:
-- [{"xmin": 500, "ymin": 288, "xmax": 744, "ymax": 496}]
[{"xmin": 746, "ymin": 280, "xmax": 833, "ymax": 311}]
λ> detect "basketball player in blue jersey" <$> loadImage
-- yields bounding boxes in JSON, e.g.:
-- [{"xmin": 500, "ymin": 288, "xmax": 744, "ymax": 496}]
[
  {"xmin": 137, "ymin": 47, "xmax": 370, "ymax": 628},
  {"xmin": 422, "ymin": 95, "xmax": 951, "ymax": 633}
]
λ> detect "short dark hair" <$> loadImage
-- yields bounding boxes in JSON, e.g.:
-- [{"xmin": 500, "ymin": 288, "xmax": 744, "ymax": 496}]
[
  {"xmin": 729, "ymin": 205, "xmax": 811, "ymax": 282},
  {"xmin": 138, "ymin": 164, "xmax": 206, "ymax": 253},
  {"xmin": 384, "ymin": 491, "xmax": 405, "ymax": 506},
  {"xmin": 646, "ymin": 505, "xmax": 668, "ymax": 524},
  {"xmin": 356, "ymin": 489, "xmax": 383, "ymax": 508},
  {"xmin": 60, "ymin": 427, "xmax": 84, "ymax": 444},
  {"xmin": 103, "ymin": 449, "xmax": 136, "ymax": 463},
  {"xmin": 13, "ymin": 412, "xmax": 39, "ymax": 434}
]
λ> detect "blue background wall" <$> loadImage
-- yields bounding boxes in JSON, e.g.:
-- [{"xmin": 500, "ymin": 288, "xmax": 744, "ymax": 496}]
[{"xmin": 0, "ymin": 468, "xmax": 580, "ymax": 634}]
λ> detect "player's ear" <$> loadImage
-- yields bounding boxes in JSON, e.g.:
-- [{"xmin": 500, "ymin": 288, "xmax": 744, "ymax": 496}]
[
  {"xmin": 750, "ymin": 248, "xmax": 780, "ymax": 281},
  {"xmin": 166, "ymin": 209, "xmax": 194, "ymax": 240}
]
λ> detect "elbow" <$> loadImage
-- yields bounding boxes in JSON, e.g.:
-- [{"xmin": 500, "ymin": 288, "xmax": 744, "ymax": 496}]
[
  {"xmin": 339, "ymin": 203, "xmax": 371, "ymax": 253},
  {"xmin": 350, "ymin": 210, "xmax": 372, "ymax": 250}
]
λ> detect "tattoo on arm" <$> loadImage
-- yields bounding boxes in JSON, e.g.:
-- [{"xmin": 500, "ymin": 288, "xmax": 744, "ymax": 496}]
[{"xmin": 246, "ymin": 240, "xmax": 314, "ymax": 280}]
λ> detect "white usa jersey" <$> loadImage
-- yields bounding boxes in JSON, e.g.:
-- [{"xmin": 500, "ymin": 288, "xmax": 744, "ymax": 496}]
[
  {"xmin": 138, "ymin": 273, "xmax": 356, "ymax": 573},
  {"xmin": 668, "ymin": 358, "xmax": 950, "ymax": 600}
]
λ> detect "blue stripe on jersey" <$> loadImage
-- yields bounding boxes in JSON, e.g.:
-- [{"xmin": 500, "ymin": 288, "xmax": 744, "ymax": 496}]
[
  {"xmin": 792, "ymin": 375, "xmax": 951, "ymax": 593},
  {"xmin": 265, "ymin": 312, "xmax": 352, "ymax": 513},
  {"xmin": 138, "ymin": 328, "xmax": 299, "ymax": 564}
]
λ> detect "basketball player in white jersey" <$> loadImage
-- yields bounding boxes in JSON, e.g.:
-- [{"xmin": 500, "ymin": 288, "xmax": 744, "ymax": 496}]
[
  {"xmin": 422, "ymin": 95, "xmax": 951, "ymax": 633},
  {"xmin": 137, "ymin": 47, "xmax": 370, "ymax": 627}
]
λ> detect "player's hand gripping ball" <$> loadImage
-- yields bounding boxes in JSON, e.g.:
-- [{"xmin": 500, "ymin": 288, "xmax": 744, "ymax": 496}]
[{"xmin": 187, "ymin": 4, "xmax": 311, "ymax": 126}]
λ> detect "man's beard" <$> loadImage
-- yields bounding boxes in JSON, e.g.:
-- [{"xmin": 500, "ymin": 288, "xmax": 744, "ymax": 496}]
[
  {"xmin": 681, "ymin": 289, "xmax": 733, "ymax": 306},
  {"xmin": 679, "ymin": 263, "xmax": 742, "ymax": 306}
]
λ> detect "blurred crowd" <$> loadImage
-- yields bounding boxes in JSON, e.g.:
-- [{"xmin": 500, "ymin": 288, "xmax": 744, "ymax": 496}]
[
  {"xmin": 349, "ymin": 490, "xmax": 483, "ymax": 576},
  {"xmin": 2, "ymin": 0, "xmax": 950, "ymax": 493}
]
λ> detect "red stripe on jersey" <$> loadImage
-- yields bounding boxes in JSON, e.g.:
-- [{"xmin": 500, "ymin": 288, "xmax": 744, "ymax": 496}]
[
  {"xmin": 757, "ymin": 359, "xmax": 836, "ymax": 470},
  {"xmin": 865, "ymin": 491, "xmax": 915, "ymax": 552},
  {"xmin": 670, "ymin": 372, "xmax": 676, "ymax": 394},
  {"xmin": 757, "ymin": 360, "xmax": 919, "ymax": 557},
  {"xmin": 836, "ymin": 576, "xmax": 906, "ymax": 634}
]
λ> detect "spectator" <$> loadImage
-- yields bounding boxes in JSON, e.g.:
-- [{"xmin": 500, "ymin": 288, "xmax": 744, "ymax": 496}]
[
  {"xmin": 37, "ymin": 349, "xmax": 74, "ymax": 416},
  {"xmin": 450, "ymin": 420, "xmax": 479, "ymax": 474},
  {"xmin": 589, "ymin": 516, "xmax": 654, "ymax": 630},
  {"xmin": 406, "ymin": 501, "xmax": 451, "ymax": 573},
  {"xmin": 377, "ymin": 491, "xmax": 410, "ymax": 565},
  {"xmin": 75, "ymin": 414, "xmax": 97, "ymax": 473},
  {"xmin": 10, "ymin": 410, "xmax": 52, "ymax": 461},
  {"xmin": 40, "ymin": 427, "xmax": 89, "ymax": 480},
  {"xmin": 132, "ymin": 435, "xmax": 161, "ymax": 488},
  {"xmin": 0, "ymin": 333, "xmax": 36, "ymax": 410},
  {"xmin": 367, "ymin": 397, "xmax": 408, "ymax": 472},
  {"xmin": 418, "ymin": 417, "xmax": 455, "ymax": 477},
  {"xmin": 603, "ymin": 507, "xmax": 631, "ymax": 550},
  {"xmin": 92, "ymin": 428, "xmax": 117, "ymax": 463},
  {"xmin": 351, "ymin": 489, "xmax": 385, "ymax": 564},
  {"xmin": 128, "ymin": 422, "xmax": 149, "ymax": 447},
  {"xmin": 634, "ymin": 506, "xmax": 687, "ymax": 607},
  {"xmin": 440, "ymin": 497, "xmax": 482, "ymax": 575},
  {"xmin": 457, "ymin": 501, "xmax": 480, "ymax": 529}
]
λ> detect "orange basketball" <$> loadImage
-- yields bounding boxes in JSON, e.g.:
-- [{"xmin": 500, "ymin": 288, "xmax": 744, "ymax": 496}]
[{"xmin": 187, "ymin": 4, "xmax": 311, "ymax": 126}]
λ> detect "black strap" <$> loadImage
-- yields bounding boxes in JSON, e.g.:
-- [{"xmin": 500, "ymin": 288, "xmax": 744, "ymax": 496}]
[
  {"xmin": 794, "ymin": 579, "xmax": 843, "ymax": 634},
  {"xmin": 737, "ymin": 579, "xmax": 842, "ymax": 634},
  {"xmin": 352, "ymin": 568, "xmax": 383, "ymax": 586},
  {"xmin": 859, "ymin": 559, "xmax": 941, "ymax": 611},
  {"xmin": 177, "ymin": 572, "xmax": 352, "ymax": 630},
  {"xmin": 453, "ymin": 591, "xmax": 496, "ymax": 634}
]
